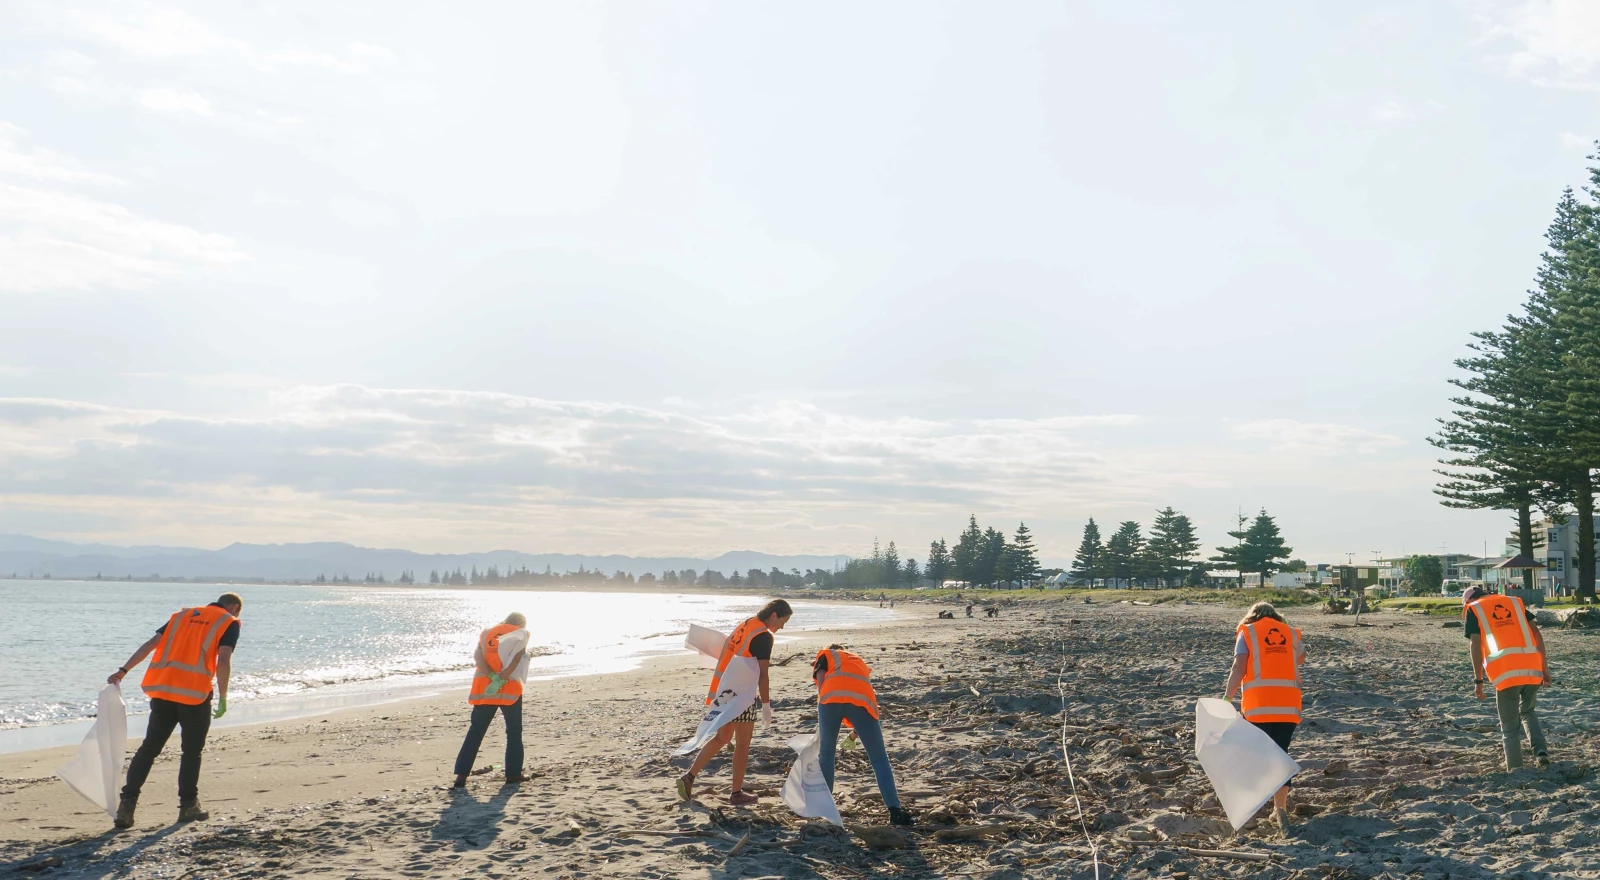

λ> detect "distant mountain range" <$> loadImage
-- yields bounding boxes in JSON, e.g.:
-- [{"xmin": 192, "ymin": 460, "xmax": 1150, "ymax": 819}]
[{"xmin": 0, "ymin": 535, "xmax": 853, "ymax": 582}]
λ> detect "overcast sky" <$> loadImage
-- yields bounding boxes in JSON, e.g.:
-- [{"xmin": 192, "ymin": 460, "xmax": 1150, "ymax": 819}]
[{"xmin": 2, "ymin": 1, "xmax": 1597, "ymax": 564}]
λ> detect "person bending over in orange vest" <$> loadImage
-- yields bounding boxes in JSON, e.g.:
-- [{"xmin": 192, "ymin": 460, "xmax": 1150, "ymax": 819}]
[
  {"xmin": 106, "ymin": 592, "xmax": 243, "ymax": 829},
  {"xmin": 1463, "ymin": 586, "xmax": 1550, "ymax": 770},
  {"xmin": 813, "ymin": 644, "xmax": 914, "ymax": 826},
  {"xmin": 454, "ymin": 612, "xmax": 531, "ymax": 788},
  {"xmin": 677, "ymin": 599, "xmax": 792, "ymax": 806},
  {"xmin": 1223, "ymin": 601, "xmax": 1305, "ymax": 835}
]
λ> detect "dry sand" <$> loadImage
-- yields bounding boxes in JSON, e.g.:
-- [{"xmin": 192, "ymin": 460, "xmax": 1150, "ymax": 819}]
[{"xmin": 2, "ymin": 597, "xmax": 1597, "ymax": 879}]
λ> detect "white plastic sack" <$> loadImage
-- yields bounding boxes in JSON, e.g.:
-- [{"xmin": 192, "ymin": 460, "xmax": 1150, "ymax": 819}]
[
  {"xmin": 781, "ymin": 733, "xmax": 842, "ymax": 825},
  {"xmin": 684, "ymin": 624, "xmax": 727, "ymax": 669},
  {"xmin": 1193, "ymin": 698, "xmax": 1299, "ymax": 830},
  {"xmin": 57, "ymin": 684, "xmax": 128, "ymax": 817},
  {"xmin": 673, "ymin": 655, "xmax": 759, "ymax": 756},
  {"xmin": 495, "ymin": 627, "xmax": 532, "ymax": 683}
]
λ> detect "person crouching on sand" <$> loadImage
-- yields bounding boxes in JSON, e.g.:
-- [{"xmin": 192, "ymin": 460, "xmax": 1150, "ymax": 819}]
[
  {"xmin": 453, "ymin": 612, "xmax": 531, "ymax": 788},
  {"xmin": 1223, "ymin": 601, "xmax": 1305, "ymax": 834},
  {"xmin": 813, "ymin": 644, "xmax": 914, "ymax": 826},
  {"xmin": 677, "ymin": 599, "xmax": 792, "ymax": 806}
]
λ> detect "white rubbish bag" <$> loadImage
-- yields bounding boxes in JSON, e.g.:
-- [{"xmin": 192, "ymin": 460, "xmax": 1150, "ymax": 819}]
[
  {"xmin": 1193, "ymin": 698, "xmax": 1299, "ymax": 831},
  {"xmin": 673, "ymin": 654, "xmax": 759, "ymax": 756},
  {"xmin": 684, "ymin": 624, "xmax": 727, "ymax": 669},
  {"xmin": 781, "ymin": 733, "xmax": 842, "ymax": 825},
  {"xmin": 57, "ymin": 684, "xmax": 128, "ymax": 817}
]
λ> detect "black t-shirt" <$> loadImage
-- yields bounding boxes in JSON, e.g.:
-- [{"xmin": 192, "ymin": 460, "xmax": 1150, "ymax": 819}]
[
  {"xmin": 1463, "ymin": 608, "xmax": 1480, "ymax": 639},
  {"xmin": 155, "ymin": 602, "xmax": 241, "ymax": 649},
  {"xmin": 748, "ymin": 631, "xmax": 773, "ymax": 661}
]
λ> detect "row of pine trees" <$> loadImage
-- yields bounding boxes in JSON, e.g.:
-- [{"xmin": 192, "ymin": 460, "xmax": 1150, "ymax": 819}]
[
  {"xmin": 1432, "ymin": 155, "xmax": 1600, "ymax": 603},
  {"xmin": 1068, "ymin": 508, "xmax": 1294, "ymax": 587}
]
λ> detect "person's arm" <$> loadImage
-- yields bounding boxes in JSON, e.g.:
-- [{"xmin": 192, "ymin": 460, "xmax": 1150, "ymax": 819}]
[
  {"xmin": 1469, "ymin": 634, "xmax": 1486, "ymax": 700},
  {"xmin": 108, "ymin": 633, "xmax": 163, "ymax": 685},
  {"xmin": 213, "ymin": 646, "xmax": 233, "ymax": 716},
  {"xmin": 1223, "ymin": 654, "xmax": 1247, "ymax": 700},
  {"xmin": 474, "ymin": 642, "xmax": 489, "ymax": 676},
  {"xmin": 758, "ymin": 658, "xmax": 772, "ymax": 705}
]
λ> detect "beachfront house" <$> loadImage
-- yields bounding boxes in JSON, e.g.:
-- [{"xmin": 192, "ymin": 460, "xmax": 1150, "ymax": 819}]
[{"xmin": 1529, "ymin": 517, "xmax": 1599, "ymax": 597}]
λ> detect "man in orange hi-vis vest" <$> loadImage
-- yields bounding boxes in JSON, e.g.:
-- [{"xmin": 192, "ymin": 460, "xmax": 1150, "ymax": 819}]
[
  {"xmin": 453, "ymin": 612, "xmax": 531, "ymax": 788},
  {"xmin": 1463, "ymin": 586, "xmax": 1550, "ymax": 770},
  {"xmin": 106, "ymin": 592, "xmax": 243, "ymax": 829}
]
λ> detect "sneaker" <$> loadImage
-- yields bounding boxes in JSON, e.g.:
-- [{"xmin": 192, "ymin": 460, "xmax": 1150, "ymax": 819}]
[
  {"xmin": 1537, "ymin": 752, "xmax": 1550, "ymax": 769},
  {"xmin": 504, "ymin": 773, "xmax": 531, "ymax": 785},
  {"xmin": 889, "ymin": 807, "xmax": 916, "ymax": 827},
  {"xmin": 113, "ymin": 797, "xmax": 136, "ymax": 829},
  {"xmin": 177, "ymin": 801, "xmax": 210, "ymax": 823},
  {"xmin": 675, "ymin": 772, "xmax": 695, "ymax": 803},
  {"xmin": 1273, "ymin": 807, "xmax": 1291, "ymax": 835},
  {"xmin": 729, "ymin": 790, "xmax": 759, "ymax": 806}
]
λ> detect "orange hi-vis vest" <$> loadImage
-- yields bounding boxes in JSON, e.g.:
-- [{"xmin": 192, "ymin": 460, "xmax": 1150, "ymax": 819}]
[
  {"xmin": 815, "ymin": 648, "xmax": 879, "ymax": 720},
  {"xmin": 1467, "ymin": 595, "xmax": 1544, "ymax": 691},
  {"xmin": 469, "ymin": 624, "xmax": 526, "ymax": 706},
  {"xmin": 1238, "ymin": 618, "xmax": 1302, "ymax": 724},
  {"xmin": 706, "ymin": 617, "xmax": 769, "ymax": 706},
  {"xmin": 142, "ymin": 605, "xmax": 237, "ymax": 706}
]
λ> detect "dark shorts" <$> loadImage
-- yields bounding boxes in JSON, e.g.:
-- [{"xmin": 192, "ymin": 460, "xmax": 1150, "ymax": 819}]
[{"xmin": 1251, "ymin": 721, "xmax": 1298, "ymax": 786}]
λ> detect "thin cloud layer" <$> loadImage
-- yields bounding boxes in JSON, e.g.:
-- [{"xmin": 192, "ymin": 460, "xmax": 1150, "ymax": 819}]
[{"xmin": 1481, "ymin": 0, "xmax": 1600, "ymax": 89}]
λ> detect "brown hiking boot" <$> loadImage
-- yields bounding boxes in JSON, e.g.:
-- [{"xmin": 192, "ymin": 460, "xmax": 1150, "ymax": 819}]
[
  {"xmin": 177, "ymin": 801, "xmax": 210, "ymax": 823},
  {"xmin": 113, "ymin": 797, "xmax": 136, "ymax": 829}
]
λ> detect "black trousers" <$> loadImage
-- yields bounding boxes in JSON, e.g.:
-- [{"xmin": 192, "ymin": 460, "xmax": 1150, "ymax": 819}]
[
  {"xmin": 123, "ymin": 696, "xmax": 212, "ymax": 803},
  {"xmin": 454, "ymin": 698, "xmax": 524, "ymax": 777}
]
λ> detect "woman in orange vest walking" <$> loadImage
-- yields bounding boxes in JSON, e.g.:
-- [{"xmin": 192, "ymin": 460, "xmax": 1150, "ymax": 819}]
[
  {"xmin": 453, "ymin": 612, "xmax": 531, "ymax": 788},
  {"xmin": 1223, "ymin": 601, "xmax": 1305, "ymax": 833},
  {"xmin": 814, "ymin": 644, "xmax": 913, "ymax": 826},
  {"xmin": 677, "ymin": 599, "xmax": 792, "ymax": 806},
  {"xmin": 1463, "ymin": 586, "xmax": 1549, "ymax": 770},
  {"xmin": 106, "ymin": 592, "xmax": 243, "ymax": 829}
]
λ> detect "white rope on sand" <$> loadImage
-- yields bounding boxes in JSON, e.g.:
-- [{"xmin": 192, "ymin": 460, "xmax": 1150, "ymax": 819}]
[{"xmin": 1057, "ymin": 662, "xmax": 1102, "ymax": 880}]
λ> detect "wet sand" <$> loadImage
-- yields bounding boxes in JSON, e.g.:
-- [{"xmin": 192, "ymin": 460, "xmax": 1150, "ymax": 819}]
[{"xmin": 2, "ymin": 598, "xmax": 1597, "ymax": 879}]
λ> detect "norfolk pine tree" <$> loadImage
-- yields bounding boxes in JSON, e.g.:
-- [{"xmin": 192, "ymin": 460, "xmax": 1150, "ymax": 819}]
[
  {"xmin": 1147, "ymin": 507, "xmax": 1201, "ymax": 587},
  {"xmin": 1071, "ymin": 519, "xmax": 1103, "ymax": 586}
]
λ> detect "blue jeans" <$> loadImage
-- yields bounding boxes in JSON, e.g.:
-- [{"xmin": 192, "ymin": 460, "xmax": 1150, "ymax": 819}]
[
  {"xmin": 454, "ymin": 698, "xmax": 523, "ymax": 777},
  {"xmin": 817, "ymin": 702, "xmax": 900, "ymax": 809}
]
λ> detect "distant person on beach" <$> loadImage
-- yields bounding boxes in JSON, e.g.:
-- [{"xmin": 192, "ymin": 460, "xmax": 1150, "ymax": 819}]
[
  {"xmin": 966, "ymin": 604, "xmax": 973, "ymax": 618},
  {"xmin": 1463, "ymin": 586, "xmax": 1550, "ymax": 770},
  {"xmin": 677, "ymin": 599, "xmax": 792, "ymax": 806},
  {"xmin": 812, "ymin": 644, "xmax": 913, "ymax": 826},
  {"xmin": 106, "ymin": 592, "xmax": 243, "ymax": 828},
  {"xmin": 453, "ymin": 612, "xmax": 532, "ymax": 788},
  {"xmin": 1223, "ymin": 601, "xmax": 1305, "ymax": 834}
]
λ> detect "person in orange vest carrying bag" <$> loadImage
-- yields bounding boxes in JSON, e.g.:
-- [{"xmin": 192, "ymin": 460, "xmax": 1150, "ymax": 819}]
[
  {"xmin": 677, "ymin": 599, "xmax": 792, "ymax": 806},
  {"xmin": 814, "ymin": 644, "xmax": 914, "ymax": 826},
  {"xmin": 1463, "ymin": 586, "xmax": 1550, "ymax": 770},
  {"xmin": 453, "ymin": 612, "xmax": 531, "ymax": 788},
  {"xmin": 106, "ymin": 592, "xmax": 243, "ymax": 829},
  {"xmin": 1223, "ymin": 601, "xmax": 1305, "ymax": 834}
]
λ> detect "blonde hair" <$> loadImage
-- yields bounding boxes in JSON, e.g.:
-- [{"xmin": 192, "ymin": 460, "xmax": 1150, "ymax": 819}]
[
  {"xmin": 504, "ymin": 612, "xmax": 526, "ymax": 627},
  {"xmin": 1238, "ymin": 601, "xmax": 1284, "ymax": 628}
]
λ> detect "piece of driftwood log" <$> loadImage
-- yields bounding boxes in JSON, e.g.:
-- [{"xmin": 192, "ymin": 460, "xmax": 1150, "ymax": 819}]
[
  {"xmin": 1183, "ymin": 847, "xmax": 1272, "ymax": 861},
  {"xmin": 933, "ymin": 824, "xmax": 1014, "ymax": 842}
]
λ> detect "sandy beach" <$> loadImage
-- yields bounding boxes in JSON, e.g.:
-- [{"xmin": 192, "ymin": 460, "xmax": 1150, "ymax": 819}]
[{"xmin": 3, "ymin": 597, "xmax": 1597, "ymax": 879}]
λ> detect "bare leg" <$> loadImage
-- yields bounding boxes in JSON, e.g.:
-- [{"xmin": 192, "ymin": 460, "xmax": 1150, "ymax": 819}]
[
  {"xmin": 1273, "ymin": 785, "xmax": 1289, "ymax": 811},
  {"xmin": 689, "ymin": 726, "xmax": 735, "ymax": 777},
  {"xmin": 730, "ymin": 722, "xmax": 754, "ymax": 792}
]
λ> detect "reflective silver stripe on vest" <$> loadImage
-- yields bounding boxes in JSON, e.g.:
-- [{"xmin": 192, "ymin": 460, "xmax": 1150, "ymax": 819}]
[
  {"xmin": 1244, "ymin": 626, "xmax": 1263, "ymax": 681},
  {"xmin": 148, "ymin": 608, "xmax": 233, "ymax": 677},
  {"xmin": 144, "ymin": 683, "xmax": 211, "ymax": 702},
  {"xmin": 1242, "ymin": 678, "xmax": 1300, "ymax": 690},
  {"xmin": 1242, "ymin": 706, "xmax": 1301, "ymax": 719},
  {"xmin": 1490, "ymin": 668, "xmax": 1542, "ymax": 688}
]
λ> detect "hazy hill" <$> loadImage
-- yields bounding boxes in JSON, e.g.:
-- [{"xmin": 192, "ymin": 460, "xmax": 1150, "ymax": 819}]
[{"xmin": 0, "ymin": 535, "xmax": 852, "ymax": 582}]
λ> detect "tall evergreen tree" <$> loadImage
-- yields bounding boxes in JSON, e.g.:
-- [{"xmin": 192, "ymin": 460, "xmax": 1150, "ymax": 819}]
[
  {"xmin": 980, "ymin": 527, "xmax": 1008, "ymax": 585},
  {"xmin": 1103, "ymin": 521, "xmax": 1145, "ymax": 587},
  {"xmin": 1071, "ymin": 519, "xmax": 1103, "ymax": 586},
  {"xmin": 1146, "ymin": 507, "xmax": 1200, "ymax": 586},
  {"xmin": 1222, "ymin": 509, "xmax": 1293, "ymax": 580},
  {"xmin": 952, "ymin": 515, "xmax": 984, "ymax": 584},
  {"xmin": 1009, "ymin": 522, "xmax": 1040, "ymax": 585},
  {"xmin": 926, "ymin": 539, "xmax": 951, "ymax": 584},
  {"xmin": 1547, "ymin": 169, "xmax": 1600, "ymax": 602},
  {"xmin": 883, "ymin": 541, "xmax": 902, "ymax": 585},
  {"xmin": 903, "ymin": 558, "xmax": 921, "ymax": 582}
]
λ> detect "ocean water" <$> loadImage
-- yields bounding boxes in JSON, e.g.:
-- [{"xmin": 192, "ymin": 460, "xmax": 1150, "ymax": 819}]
[{"xmin": 0, "ymin": 580, "xmax": 891, "ymax": 750}]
